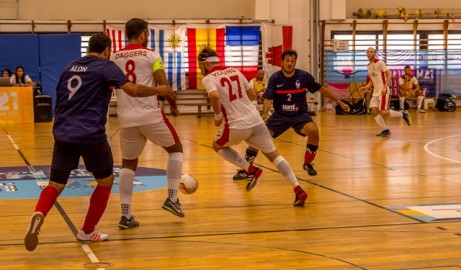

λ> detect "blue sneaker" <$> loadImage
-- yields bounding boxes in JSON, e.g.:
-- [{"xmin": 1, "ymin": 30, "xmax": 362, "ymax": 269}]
[
  {"xmin": 376, "ymin": 129, "xmax": 391, "ymax": 137},
  {"xmin": 402, "ymin": 110, "xmax": 412, "ymax": 126}
]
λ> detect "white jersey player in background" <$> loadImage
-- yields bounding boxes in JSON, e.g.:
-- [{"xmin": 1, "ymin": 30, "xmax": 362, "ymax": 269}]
[
  {"xmin": 111, "ymin": 18, "xmax": 185, "ymax": 227},
  {"xmin": 198, "ymin": 47, "xmax": 308, "ymax": 206},
  {"xmin": 360, "ymin": 47, "xmax": 412, "ymax": 137}
]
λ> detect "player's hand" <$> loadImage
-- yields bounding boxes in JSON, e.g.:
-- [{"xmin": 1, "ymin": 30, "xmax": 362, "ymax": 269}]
[
  {"xmin": 261, "ymin": 113, "xmax": 268, "ymax": 120},
  {"xmin": 156, "ymin": 85, "xmax": 175, "ymax": 100},
  {"xmin": 170, "ymin": 105, "xmax": 180, "ymax": 117}
]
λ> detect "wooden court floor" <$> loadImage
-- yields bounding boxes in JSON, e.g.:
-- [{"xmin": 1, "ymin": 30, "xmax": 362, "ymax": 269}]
[{"xmin": 1, "ymin": 109, "xmax": 461, "ymax": 270}]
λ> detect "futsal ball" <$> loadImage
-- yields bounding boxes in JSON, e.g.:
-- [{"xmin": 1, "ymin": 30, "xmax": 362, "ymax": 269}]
[{"xmin": 179, "ymin": 174, "xmax": 198, "ymax": 194}]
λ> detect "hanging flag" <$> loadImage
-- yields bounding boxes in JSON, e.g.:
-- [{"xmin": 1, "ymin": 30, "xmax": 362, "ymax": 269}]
[
  {"xmin": 186, "ymin": 26, "xmax": 225, "ymax": 89},
  {"xmin": 149, "ymin": 25, "xmax": 186, "ymax": 91},
  {"xmin": 186, "ymin": 25, "xmax": 260, "ymax": 89},
  {"xmin": 261, "ymin": 23, "xmax": 293, "ymax": 78},
  {"xmin": 105, "ymin": 25, "xmax": 126, "ymax": 53},
  {"xmin": 224, "ymin": 25, "xmax": 260, "ymax": 81}
]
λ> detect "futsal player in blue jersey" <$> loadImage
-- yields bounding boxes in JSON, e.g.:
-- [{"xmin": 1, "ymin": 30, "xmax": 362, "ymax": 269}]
[
  {"xmin": 24, "ymin": 33, "xmax": 175, "ymax": 251},
  {"xmin": 233, "ymin": 50, "xmax": 349, "ymax": 180}
]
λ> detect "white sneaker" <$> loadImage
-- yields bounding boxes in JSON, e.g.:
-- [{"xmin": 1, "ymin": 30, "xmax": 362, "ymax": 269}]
[
  {"xmin": 76, "ymin": 229, "xmax": 109, "ymax": 242},
  {"xmin": 24, "ymin": 212, "xmax": 44, "ymax": 251},
  {"xmin": 417, "ymin": 109, "xmax": 426, "ymax": 113}
]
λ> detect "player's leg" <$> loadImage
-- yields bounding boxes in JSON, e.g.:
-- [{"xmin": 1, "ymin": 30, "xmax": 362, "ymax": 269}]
[
  {"xmin": 380, "ymin": 91, "xmax": 412, "ymax": 126},
  {"xmin": 398, "ymin": 90, "xmax": 406, "ymax": 111},
  {"xmin": 77, "ymin": 141, "xmax": 114, "ymax": 242},
  {"xmin": 416, "ymin": 89, "xmax": 425, "ymax": 112},
  {"xmin": 213, "ymin": 127, "xmax": 262, "ymax": 191},
  {"xmin": 118, "ymin": 127, "xmax": 147, "ymax": 228},
  {"xmin": 370, "ymin": 95, "xmax": 391, "ymax": 136},
  {"xmin": 25, "ymin": 142, "xmax": 78, "ymax": 251},
  {"xmin": 294, "ymin": 114, "xmax": 319, "ymax": 176},
  {"xmin": 141, "ymin": 120, "xmax": 184, "ymax": 218},
  {"xmin": 233, "ymin": 146, "xmax": 258, "ymax": 180},
  {"xmin": 247, "ymin": 124, "xmax": 308, "ymax": 206}
]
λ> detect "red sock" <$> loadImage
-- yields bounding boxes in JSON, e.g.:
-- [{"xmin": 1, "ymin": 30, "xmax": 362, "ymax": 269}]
[
  {"xmin": 82, "ymin": 185, "xmax": 112, "ymax": 234},
  {"xmin": 304, "ymin": 149, "xmax": 316, "ymax": 164},
  {"xmin": 35, "ymin": 186, "xmax": 60, "ymax": 217}
]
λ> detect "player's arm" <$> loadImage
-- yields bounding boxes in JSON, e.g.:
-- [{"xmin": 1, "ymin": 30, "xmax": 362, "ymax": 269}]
[
  {"xmin": 413, "ymin": 78, "xmax": 421, "ymax": 92},
  {"xmin": 120, "ymin": 82, "xmax": 174, "ymax": 99},
  {"xmin": 318, "ymin": 86, "xmax": 350, "ymax": 113},
  {"xmin": 384, "ymin": 69, "xmax": 392, "ymax": 93},
  {"xmin": 153, "ymin": 68, "xmax": 179, "ymax": 116},
  {"xmin": 261, "ymin": 98, "xmax": 273, "ymax": 120},
  {"xmin": 246, "ymin": 86, "xmax": 257, "ymax": 101},
  {"xmin": 208, "ymin": 90, "xmax": 223, "ymax": 126}
]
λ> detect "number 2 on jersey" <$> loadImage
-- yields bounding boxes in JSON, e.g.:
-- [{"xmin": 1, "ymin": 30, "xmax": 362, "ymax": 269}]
[{"xmin": 220, "ymin": 75, "xmax": 242, "ymax": 101}]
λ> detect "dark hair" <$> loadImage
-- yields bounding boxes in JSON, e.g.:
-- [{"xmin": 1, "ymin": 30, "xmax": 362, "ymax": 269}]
[
  {"xmin": 125, "ymin": 18, "xmax": 148, "ymax": 40},
  {"xmin": 88, "ymin": 33, "xmax": 112, "ymax": 53},
  {"xmin": 404, "ymin": 65, "xmax": 411, "ymax": 69},
  {"xmin": 197, "ymin": 47, "xmax": 218, "ymax": 62},
  {"xmin": 2, "ymin": 68, "xmax": 12, "ymax": 77},
  {"xmin": 13, "ymin": 65, "xmax": 27, "ymax": 85},
  {"xmin": 281, "ymin": 50, "xmax": 297, "ymax": 60}
]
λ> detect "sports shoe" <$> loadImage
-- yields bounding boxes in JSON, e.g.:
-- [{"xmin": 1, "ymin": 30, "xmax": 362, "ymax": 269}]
[
  {"xmin": 376, "ymin": 129, "xmax": 391, "ymax": 137},
  {"xmin": 76, "ymin": 229, "xmax": 109, "ymax": 242},
  {"xmin": 118, "ymin": 216, "xmax": 139, "ymax": 229},
  {"xmin": 293, "ymin": 186, "xmax": 308, "ymax": 206},
  {"xmin": 417, "ymin": 109, "xmax": 426, "ymax": 113},
  {"xmin": 162, "ymin": 198, "xmax": 185, "ymax": 218},
  {"xmin": 303, "ymin": 163, "xmax": 317, "ymax": 176},
  {"xmin": 233, "ymin": 169, "xmax": 248, "ymax": 180},
  {"xmin": 402, "ymin": 110, "xmax": 412, "ymax": 126},
  {"xmin": 24, "ymin": 212, "xmax": 44, "ymax": 251},
  {"xmin": 246, "ymin": 166, "xmax": 262, "ymax": 191}
]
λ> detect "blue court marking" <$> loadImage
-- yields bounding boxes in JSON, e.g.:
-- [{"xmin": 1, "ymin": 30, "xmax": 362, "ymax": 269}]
[{"xmin": 0, "ymin": 165, "xmax": 167, "ymax": 199}]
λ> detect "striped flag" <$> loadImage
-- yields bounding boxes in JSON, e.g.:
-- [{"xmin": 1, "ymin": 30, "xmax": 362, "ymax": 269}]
[
  {"xmin": 149, "ymin": 25, "xmax": 186, "ymax": 91},
  {"xmin": 261, "ymin": 23, "xmax": 293, "ymax": 78},
  {"xmin": 105, "ymin": 26, "xmax": 126, "ymax": 53},
  {"xmin": 186, "ymin": 25, "xmax": 260, "ymax": 89}
]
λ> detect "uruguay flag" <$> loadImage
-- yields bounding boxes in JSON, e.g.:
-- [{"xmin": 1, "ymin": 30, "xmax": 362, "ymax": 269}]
[{"xmin": 149, "ymin": 25, "xmax": 186, "ymax": 91}]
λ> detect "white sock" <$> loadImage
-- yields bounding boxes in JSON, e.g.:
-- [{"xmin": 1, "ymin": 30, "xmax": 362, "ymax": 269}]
[
  {"xmin": 273, "ymin": 156, "xmax": 299, "ymax": 188},
  {"xmin": 389, "ymin": 109, "xmax": 403, "ymax": 117},
  {"xmin": 374, "ymin": 114, "xmax": 388, "ymax": 130},
  {"xmin": 119, "ymin": 168, "xmax": 135, "ymax": 218},
  {"xmin": 417, "ymin": 96, "xmax": 424, "ymax": 109},
  {"xmin": 167, "ymin": 152, "xmax": 183, "ymax": 202},
  {"xmin": 399, "ymin": 97, "xmax": 405, "ymax": 110},
  {"xmin": 217, "ymin": 148, "xmax": 250, "ymax": 171}
]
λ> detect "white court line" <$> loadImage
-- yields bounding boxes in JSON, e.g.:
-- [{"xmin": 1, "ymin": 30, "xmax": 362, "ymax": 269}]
[
  {"xmin": 424, "ymin": 135, "xmax": 461, "ymax": 164},
  {"xmin": 5, "ymin": 129, "xmax": 106, "ymax": 270},
  {"xmin": 81, "ymin": 244, "xmax": 106, "ymax": 270}
]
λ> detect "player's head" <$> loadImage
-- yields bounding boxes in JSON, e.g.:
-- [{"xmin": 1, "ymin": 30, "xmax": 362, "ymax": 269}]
[
  {"xmin": 367, "ymin": 47, "xmax": 377, "ymax": 61},
  {"xmin": 256, "ymin": 69, "xmax": 264, "ymax": 80},
  {"xmin": 89, "ymin": 33, "xmax": 112, "ymax": 59},
  {"xmin": 125, "ymin": 18, "xmax": 149, "ymax": 47},
  {"xmin": 198, "ymin": 47, "xmax": 219, "ymax": 75},
  {"xmin": 281, "ymin": 50, "xmax": 297, "ymax": 77},
  {"xmin": 404, "ymin": 65, "xmax": 412, "ymax": 75}
]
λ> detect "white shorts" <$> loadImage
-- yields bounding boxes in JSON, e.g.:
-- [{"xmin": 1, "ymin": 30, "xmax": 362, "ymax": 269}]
[
  {"xmin": 215, "ymin": 123, "xmax": 276, "ymax": 153},
  {"xmin": 370, "ymin": 92, "xmax": 390, "ymax": 110},
  {"xmin": 120, "ymin": 119, "xmax": 179, "ymax": 160}
]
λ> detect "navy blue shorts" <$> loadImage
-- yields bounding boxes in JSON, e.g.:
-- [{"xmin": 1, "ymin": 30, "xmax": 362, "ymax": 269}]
[
  {"xmin": 50, "ymin": 141, "xmax": 114, "ymax": 184},
  {"xmin": 265, "ymin": 111, "xmax": 314, "ymax": 138}
]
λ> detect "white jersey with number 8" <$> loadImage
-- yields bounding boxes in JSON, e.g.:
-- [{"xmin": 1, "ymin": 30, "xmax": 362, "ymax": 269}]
[{"xmin": 111, "ymin": 44, "xmax": 165, "ymax": 128}]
